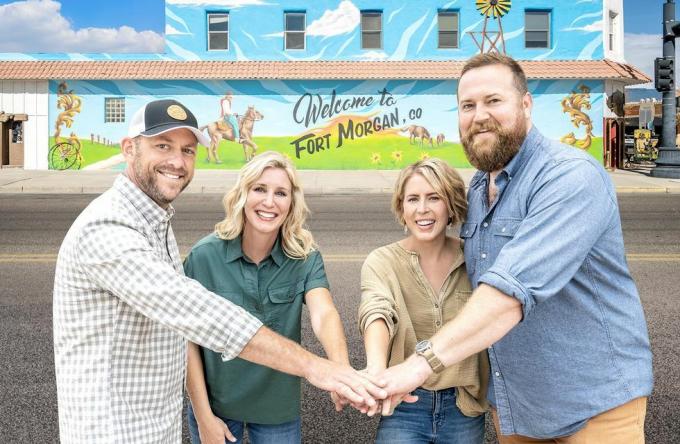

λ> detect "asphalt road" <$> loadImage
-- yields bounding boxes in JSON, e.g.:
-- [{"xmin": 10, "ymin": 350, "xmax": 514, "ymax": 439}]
[{"xmin": 1, "ymin": 193, "xmax": 679, "ymax": 443}]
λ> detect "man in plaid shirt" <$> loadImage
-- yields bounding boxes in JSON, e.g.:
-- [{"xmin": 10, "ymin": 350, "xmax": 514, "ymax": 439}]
[{"xmin": 53, "ymin": 99, "xmax": 385, "ymax": 443}]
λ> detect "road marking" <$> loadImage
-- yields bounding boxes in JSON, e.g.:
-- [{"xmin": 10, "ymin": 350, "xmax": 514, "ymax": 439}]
[{"xmin": 2, "ymin": 253, "xmax": 680, "ymax": 263}]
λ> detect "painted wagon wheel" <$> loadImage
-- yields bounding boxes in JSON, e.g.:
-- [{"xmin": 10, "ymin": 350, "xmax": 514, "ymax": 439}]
[
  {"xmin": 476, "ymin": 0, "xmax": 511, "ymax": 18},
  {"xmin": 49, "ymin": 142, "xmax": 78, "ymax": 170}
]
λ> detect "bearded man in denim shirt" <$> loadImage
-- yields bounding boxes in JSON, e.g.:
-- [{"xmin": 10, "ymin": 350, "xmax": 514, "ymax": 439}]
[{"xmin": 376, "ymin": 53, "xmax": 653, "ymax": 442}]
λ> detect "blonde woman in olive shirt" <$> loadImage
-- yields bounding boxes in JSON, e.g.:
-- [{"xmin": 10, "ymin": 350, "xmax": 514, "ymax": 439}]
[
  {"xmin": 184, "ymin": 151, "xmax": 350, "ymax": 444},
  {"xmin": 359, "ymin": 158, "xmax": 488, "ymax": 443}
]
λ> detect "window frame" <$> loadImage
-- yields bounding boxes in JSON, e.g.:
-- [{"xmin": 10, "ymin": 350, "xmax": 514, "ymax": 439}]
[
  {"xmin": 104, "ymin": 97, "xmax": 125, "ymax": 124},
  {"xmin": 207, "ymin": 12, "xmax": 229, "ymax": 51},
  {"xmin": 360, "ymin": 10, "xmax": 383, "ymax": 50},
  {"xmin": 524, "ymin": 10, "xmax": 551, "ymax": 49},
  {"xmin": 284, "ymin": 11, "xmax": 306, "ymax": 51},
  {"xmin": 437, "ymin": 10, "xmax": 459, "ymax": 49}
]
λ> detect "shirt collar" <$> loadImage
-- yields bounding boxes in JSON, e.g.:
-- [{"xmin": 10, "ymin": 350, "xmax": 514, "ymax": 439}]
[
  {"xmin": 502, "ymin": 125, "xmax": 540, "ymax": 180},
  {"xmin": 468, "ymin": 125, "xmax": 541, "ymax": 188},
  {"xmin": 225, "ymin": 233, "xmax": 285, "ymax": 267},
  {"xmin": 114, "ymin": 174, "xmax": 174, "ymax": 227}
]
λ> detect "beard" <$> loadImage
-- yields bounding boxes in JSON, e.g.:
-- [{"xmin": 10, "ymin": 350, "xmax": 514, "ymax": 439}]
[
  {"xmin": 460, "ymin": 115, "xmax": 527, "ymax": 172},
  {"xmin": 132, "ymin": 150, "xmax": 190, "ymax": 207}
]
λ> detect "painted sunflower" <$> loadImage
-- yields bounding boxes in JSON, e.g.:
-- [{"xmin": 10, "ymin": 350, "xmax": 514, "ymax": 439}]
[{"xmin": 370, "ymin": 152, "xmax": 381, "ymax": 164}]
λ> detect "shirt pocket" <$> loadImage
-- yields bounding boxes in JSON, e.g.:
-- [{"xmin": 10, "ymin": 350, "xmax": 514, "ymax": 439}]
[
  {"xmin": 460, "ymin": 222, "xmax": 478, "ymax": 274},
  {"xmin": 265, "ymin": 281, "xmax": 305, "ymax": 335},
  {"xmin": 489, "ymin": 218, "xmax": 521, "ymax": 258}
]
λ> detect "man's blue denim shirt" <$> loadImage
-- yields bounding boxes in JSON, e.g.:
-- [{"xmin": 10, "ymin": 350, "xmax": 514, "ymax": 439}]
[{"xmin": 462, "ymin": 127, "xmax": 653, "ymax": 438}]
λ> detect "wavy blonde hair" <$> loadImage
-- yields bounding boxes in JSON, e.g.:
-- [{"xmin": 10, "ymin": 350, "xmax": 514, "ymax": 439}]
[
  {"xmin": 214, "ymin": 151, "xmax": 316, "ymax": 259},
  {"xmin": 391, "ymin": 158, "xmax": 467, "ymax": 228}
]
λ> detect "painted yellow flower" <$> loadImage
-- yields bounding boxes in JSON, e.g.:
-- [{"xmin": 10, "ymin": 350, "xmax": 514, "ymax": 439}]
[
  {"xmin": 370, "ymin": 152, "xmax": 381, "ymax": 164},
  {"xmin": 419, "ymin": 152, "xmax": 431, "ymax": 161},
  {"xmin": 391, "ymin": 151, "xmax": 403, "ymax": 162}
]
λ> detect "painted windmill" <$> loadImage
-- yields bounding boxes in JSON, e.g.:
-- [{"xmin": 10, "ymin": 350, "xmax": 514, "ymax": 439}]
[{"xmin": 469, "ymin": 0, "xmax": 512, "ymax": 54}]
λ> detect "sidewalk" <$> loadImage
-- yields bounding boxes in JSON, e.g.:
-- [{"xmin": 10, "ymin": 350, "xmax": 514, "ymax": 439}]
[{"xmin": 1, "ymin": 166, "xmax": 680, "ymax": 194}]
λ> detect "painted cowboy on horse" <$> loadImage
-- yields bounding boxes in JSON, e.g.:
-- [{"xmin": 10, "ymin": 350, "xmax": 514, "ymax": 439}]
[{"xmin": 200, "ymin": 92, "xmax": 264, "ymax": 163}]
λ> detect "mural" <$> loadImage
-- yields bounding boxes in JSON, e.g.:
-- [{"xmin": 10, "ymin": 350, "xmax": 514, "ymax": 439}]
[
  {"xmin": 560, "ymin": 84, "xmax": 594, "ymax": 150},
  {"xmin": 48, "ymin": 78, "xmax": 604, "ymax": 170},
  {"xmin": 48, "ymin": 82, "xmax": 84, "ymax": 170},
  {"xmin": 3, "ymin": 0, "xmax": 605, "ymax": 63}
]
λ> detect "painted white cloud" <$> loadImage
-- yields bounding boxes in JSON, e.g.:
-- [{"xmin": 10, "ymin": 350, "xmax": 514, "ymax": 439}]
[
  {"xmin": 0, "ymin": 0, "xmax": 163, "ymax": 53},
  {"xmin": 307, "ymin": 0, "xmax": 360, "ymax": 37},
  {"xmin": 353, "ymin": 51, "xmax": 388, "ymax": 60},
  {"xmin": 564, "ymin": 20, "xmax": 602, "ymax": 33},
  {"xmin": 624, "ymin": 33, "xmax": 665, "ymax": 88},
  {"xmin": 165, "ymin": 24, "xmax": 191, "ymax": 35}
]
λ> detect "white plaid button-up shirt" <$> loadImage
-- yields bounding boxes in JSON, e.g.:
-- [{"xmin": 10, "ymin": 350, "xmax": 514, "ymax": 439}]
[{"xmin": 53, "ymin": 175, "xmax": 262, "ymax": 443}]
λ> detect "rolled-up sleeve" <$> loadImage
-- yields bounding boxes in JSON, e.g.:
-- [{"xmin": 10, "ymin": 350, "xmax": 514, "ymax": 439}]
[
  {"xmin": 77, "ymin": 220, "xmax": 263, "ymax": 361},
  {"xmin": 478, "ymin": 160, "xmax": 616, "ymax": 319},
  {"xmin": 358, "ymin": 254, "xmax": 399, "ymax": 338}
]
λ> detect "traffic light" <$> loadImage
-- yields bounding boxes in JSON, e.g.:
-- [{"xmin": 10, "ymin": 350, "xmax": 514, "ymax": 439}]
[{"xmin": 655, "ymin": 57, "xmax": 675, "ymax": 92}]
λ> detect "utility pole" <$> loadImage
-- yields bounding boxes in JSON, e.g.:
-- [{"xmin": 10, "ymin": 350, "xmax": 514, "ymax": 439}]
[{"xmin": 652, "ymin": 0, "xmax": 680, "ymax": 178}]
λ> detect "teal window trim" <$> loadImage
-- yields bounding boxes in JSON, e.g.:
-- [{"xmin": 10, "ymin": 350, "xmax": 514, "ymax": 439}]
[
  {"xmin": 437, "ymin": 9, "xmax": 460, "ymax": 49},
  {"xmin": 524, "ymin": 9, "xmax": 552, "ymax": 49},
  {"xmin": 360, "ymin": 10, "xmax": 383, "ymax": 50},
  {"xmin": 207, "ymin": 11, "xmax": 229, "ymax": 51},
  {"xmin": 284, "ymin": 11, "xmax": 306, "ymax": 51}
]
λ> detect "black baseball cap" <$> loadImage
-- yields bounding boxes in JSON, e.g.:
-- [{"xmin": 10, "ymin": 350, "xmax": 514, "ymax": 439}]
[{"xmin": 127, "ymin": 99, "xmax": 210, "ymax": 146}]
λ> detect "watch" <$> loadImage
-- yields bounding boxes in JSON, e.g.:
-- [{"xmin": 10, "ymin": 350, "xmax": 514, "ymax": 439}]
[{"xmin": 414, "ymin": 340, "xmax": 445, "ymax": 374}]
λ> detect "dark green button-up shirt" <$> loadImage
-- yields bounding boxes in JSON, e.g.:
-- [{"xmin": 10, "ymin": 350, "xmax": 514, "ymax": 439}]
[{"xmin": 183, "ymin": 233, "xmax": 329, "ymax": 424}]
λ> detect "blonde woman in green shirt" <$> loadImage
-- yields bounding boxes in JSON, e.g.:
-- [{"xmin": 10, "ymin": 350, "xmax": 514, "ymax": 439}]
[
  {"xmin": 359, "ymin": 158, "xmax": 489, "ymax": 443},
  {"xmin": 184, "ymin": 151, "xmax": 351, "ymax": 444}
]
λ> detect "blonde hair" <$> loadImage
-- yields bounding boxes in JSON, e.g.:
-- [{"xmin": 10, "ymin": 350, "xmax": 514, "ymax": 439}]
[
  {"xmin": 214, "ymin": 151, "xmax": 316, "ymax": 259},
  {"xmin": 391, "ymin": 158, "xmax": 467, "ymax": 227}
]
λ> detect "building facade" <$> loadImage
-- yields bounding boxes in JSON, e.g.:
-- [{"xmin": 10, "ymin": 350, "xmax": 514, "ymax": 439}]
[{"xmin": 0, "ymin": 0, "xmax": 647, "ymax": 170}]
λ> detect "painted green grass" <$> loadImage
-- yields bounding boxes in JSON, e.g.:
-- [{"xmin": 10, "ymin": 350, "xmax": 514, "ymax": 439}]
[
  {"xmin": 47, "ymin": 135, "xmax": 604, "ymax": 170},
  {"xmin": 195, "ymin": 135, "xmax": 473, "ymax": 170},
  {"xmin": 195, "ymin": 135, "xmax": 604, "ymax": 170},
  {"xmin": 49, "ymin": 137, "xmax": 121, "ymax": 169}
]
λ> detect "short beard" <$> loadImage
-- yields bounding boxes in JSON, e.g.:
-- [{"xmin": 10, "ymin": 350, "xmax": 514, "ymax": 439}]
[
  {"xmin": 132, "ymin": 147, "xmax": 188, "ymax": 207},
  {"xmin": 461, "ymin": 116, "xmax": 527, "ymax": 172}
]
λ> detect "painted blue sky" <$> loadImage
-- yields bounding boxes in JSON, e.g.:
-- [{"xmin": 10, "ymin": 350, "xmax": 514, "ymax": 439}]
[{"xmin": 0, "ymin": 0, "xmax": 671, "ymax": 86}]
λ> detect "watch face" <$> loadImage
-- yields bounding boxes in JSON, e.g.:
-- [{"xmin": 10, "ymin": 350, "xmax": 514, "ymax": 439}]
[{"xmin": 415, "ymin": 340, "xmax": 430, "ymax": 353}]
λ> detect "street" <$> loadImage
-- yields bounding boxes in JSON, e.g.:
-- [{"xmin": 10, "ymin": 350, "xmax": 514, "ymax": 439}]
[{"xmin": 1, "ymin": 193, "xmax": 679, "ymax": 443}]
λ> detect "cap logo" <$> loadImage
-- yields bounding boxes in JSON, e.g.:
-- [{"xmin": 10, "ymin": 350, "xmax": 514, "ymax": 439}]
[{"xmin": 167, "ymin": 105, "xmax": 187, "ymax": 121}]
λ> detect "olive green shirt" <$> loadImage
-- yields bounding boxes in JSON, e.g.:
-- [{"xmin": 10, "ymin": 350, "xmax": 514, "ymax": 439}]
[
  {"xmin": 358, "ymin": 241, "xmax": 489, "ymax": 417},
  {"xmin": 183, "ymin": 233, "xmax": 329, "ymax": 424}
]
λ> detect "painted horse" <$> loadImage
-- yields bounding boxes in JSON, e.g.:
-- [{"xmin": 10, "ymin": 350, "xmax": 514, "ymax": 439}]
[
  {"xmin": 402, "ymin": 125, "xmax": 433, "ymax": 147},
  {"xmin": 200, "ymin": 106, "xmax": 264, "ymax": 163}
]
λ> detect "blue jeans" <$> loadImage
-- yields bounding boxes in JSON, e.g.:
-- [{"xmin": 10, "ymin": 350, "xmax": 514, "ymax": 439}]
[
  {"xmin": 187, "ymin": 403, "xmax": 301, "ymax": 444},
  {"xmin": 376, "ymin": 387, "xmax": 485, "ymax": 444},
  {"xmin": 223, "ymin": 115, "xmax": 240, "ymax": 140}
]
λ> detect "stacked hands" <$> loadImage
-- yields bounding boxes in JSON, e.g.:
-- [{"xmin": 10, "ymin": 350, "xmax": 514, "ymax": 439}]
[{"xmin": 320, "ymin": 354, "xmax": 431, "ymax": 417}]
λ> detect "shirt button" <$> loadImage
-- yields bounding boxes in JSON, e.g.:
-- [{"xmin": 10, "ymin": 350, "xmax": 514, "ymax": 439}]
[
  {"xmin": 434, "ymin": 303, "xmax": 439, "ymax": 308},
  {"xmin": 483, "ymin": 222, "xmax": 489, "ymax": 228},
  {"xmin": 481, "ymin": 253, "xmax": 487, "ymax": 259},
  {"xmin": 501, "ymin": 227, "xmax": 506, "ymax": 232},
  {"xmin": 436, "ymin": 321, "xmax": 441, "ymax": 326},
  {"xmin": 495, "ymin": 371, "xmax": 500, "ymax": 377}
]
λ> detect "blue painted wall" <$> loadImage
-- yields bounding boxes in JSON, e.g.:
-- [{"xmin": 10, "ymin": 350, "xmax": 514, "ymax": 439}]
[{"xmin": 3, "ymin": 1, "xmax": 605, "ymax": 62}]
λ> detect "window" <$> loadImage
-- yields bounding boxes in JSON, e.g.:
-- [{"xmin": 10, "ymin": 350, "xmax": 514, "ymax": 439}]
[
  {"xmin": 361, "ymin": 11, "xmax": 382, "ymax": 49},
  {"xmin": 104, "ymin": 98, "xmax": 125, "ymax": 123},
  {"xmin": 207, "ymin": 13, "xmax": 229, "ymax": 50},
  {"xmin": 608, "ymin": 11, "xmax": 618, "ymax": 51},
  {"xmin": 438, "ymin": 11, "xmax": 459, "ymax": 48},
  {"xmin": 525, "ymin": 11, "xmax": 550, "ymax": 48},
  {"xmin": 285, "ymin": 12, "xmax": 306, "ymax": 50}
]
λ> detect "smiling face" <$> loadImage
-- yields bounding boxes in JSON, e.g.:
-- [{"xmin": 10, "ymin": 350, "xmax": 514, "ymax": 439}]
[
  {"xmin": 122, "ymin": 128, "xmax": 197, "ymax": 208},
  {"xmin": 401, "ymin": 173, "xmax": 450, "ymax": 243},
  {"xmin": 458, "ymin": 63, "xmax": 532, "ymax": 172},
  {"xmin": 243, "ymin": 167, "xmax": 293, "ymax": 238}
]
